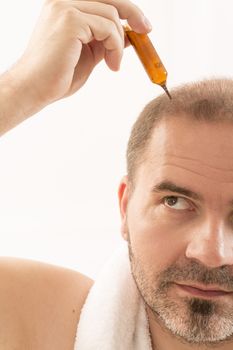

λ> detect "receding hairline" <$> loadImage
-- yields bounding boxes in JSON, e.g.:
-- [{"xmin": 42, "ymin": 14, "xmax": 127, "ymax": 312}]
[{"xmin": 126, "ymin": 78, "xmax": 233, "ymax": 185}]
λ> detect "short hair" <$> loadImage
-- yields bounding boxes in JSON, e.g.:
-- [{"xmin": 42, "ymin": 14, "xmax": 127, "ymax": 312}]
[{"xmin": 126, "ymin": 78, "xmax": 233, "ymax": 183}]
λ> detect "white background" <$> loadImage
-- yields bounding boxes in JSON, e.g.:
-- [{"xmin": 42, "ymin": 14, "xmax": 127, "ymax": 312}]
[{"xmin": 0, "ymin": 0, "xmax": 232, "ymax": 279}]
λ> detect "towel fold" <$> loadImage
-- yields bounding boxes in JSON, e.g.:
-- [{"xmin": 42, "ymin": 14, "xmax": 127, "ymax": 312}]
[{"xmin": 74, "ymin": 244, "xmax": 152, "ymax": 350}]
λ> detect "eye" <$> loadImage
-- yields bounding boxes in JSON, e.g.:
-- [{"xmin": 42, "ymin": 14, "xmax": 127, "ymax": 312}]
[{"xmin": 163, "ymin": 196, "xmax": 191, "ymax": 210}]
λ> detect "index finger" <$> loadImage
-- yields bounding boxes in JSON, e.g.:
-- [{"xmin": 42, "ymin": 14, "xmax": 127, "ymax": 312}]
[{"xmin": 88, "ymin": 0, "xmax": 152, "ymax": 33}]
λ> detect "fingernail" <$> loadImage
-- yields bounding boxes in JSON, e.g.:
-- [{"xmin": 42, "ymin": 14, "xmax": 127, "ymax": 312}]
[{"xmin": 143, "ymin": 16, "xmax": 152, "ymax": 30}]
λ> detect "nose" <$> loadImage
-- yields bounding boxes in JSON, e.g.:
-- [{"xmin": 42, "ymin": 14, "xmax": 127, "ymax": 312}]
[{"xmin": 185, "ymin": 218, "xmax": 233, "ymax": 268}]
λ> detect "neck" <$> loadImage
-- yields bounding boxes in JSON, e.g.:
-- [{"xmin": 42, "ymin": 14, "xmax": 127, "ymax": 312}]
[{"xmin": 146, "ymin": 306, "xmax": 233, "ymax": 350}]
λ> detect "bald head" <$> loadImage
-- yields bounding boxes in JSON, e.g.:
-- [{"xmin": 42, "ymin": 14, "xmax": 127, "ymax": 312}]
[{"xmin": 127, "ymin": 78, "xmax": 233, "ymax": 183}]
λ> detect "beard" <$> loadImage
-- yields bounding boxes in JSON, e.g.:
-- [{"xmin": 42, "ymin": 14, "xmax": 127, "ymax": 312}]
[{"xmin": 128, "ymin": 240, "xmax": 233, "ymax": 346}]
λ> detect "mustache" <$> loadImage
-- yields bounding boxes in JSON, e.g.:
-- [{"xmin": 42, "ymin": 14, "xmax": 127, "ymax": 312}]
[
  {"xmin": 158, "ymin": 260, "xmax": 233, "ymax": 290},
  {"xmin": 127, "ymin": 240, "xmax": 233, "ymax": 290}
]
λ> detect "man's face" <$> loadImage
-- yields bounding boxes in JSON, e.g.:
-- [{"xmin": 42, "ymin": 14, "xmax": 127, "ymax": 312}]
[{"xmin": 119, "ymin": 116, "xmax": 233, "ymax": 345}]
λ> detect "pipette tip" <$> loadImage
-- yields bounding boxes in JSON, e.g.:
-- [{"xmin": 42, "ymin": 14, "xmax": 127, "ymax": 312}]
[{"xmin": 161, "ymin": 84, "xmax": 172, "ymax": 100}]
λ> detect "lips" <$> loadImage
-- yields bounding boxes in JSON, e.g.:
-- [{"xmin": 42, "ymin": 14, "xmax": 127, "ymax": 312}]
[{"xmin": 175, "ymin": 283, "xmax": 232, "ymax": 298}]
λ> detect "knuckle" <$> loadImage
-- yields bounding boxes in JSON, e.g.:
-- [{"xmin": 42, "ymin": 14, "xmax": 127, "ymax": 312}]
[
  {"xmin": 101, "ymin": 19, "xmax": 119, "ymax": 40},
  {"xmin": 108, "ymin": 21, "xmax": 123, "ymax": 45},
  {"xmin": 76, "ymin": 21, "xmax": 92, "ymax": 44},
  {"xmin": 45, "ymin": 0, "xmax": 80, "ymax": 29},
  {"xmin": 62, "ymin": 8, "xmax": 77, "ymax": 22},
  {"xmin": 106, "ymin": 4, "xmax": 119, "ymax": 20},
  {"xmin": 104, "ymin": 24, "xmax": 122, "ymax": 46},
  {"xmin": 45, "ymin": 0, "xmax": 63, "ymax": 13}
]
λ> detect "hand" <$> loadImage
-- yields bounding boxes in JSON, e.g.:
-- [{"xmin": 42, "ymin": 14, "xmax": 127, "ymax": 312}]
[{"xmin": 13, "ymin": 0, "xmax": 152, "ymax": 108}]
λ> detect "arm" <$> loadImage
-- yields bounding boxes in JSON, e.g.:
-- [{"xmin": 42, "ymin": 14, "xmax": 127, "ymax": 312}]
[
  {"xmin": 0, "ymin": 257, "xmax": 94, "ymax": 350},
  {"xmin": 0, "ymin": 67, "xmax": 42, "ymax": 136},
  {"xmin": 0, "ymin": 0, "xmax": 152, "ymax": 136}
]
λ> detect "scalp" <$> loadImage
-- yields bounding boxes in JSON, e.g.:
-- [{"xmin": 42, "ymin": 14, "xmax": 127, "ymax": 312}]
[{"xmin": 126, "ymin": 78, "xmax": 233, "ymax": 184}]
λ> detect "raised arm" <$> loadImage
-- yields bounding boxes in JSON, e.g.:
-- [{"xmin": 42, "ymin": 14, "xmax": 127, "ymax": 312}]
[{"xmin": 0, "ymin": 0, "xmax": 151, "ymax": 136}]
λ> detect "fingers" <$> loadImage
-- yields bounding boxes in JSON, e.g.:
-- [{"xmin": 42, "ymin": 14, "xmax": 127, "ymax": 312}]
[
  {"xmin": 71, "ymin": 1, "xmax": 125, "ymax": 43},
  {"xmin": 76, "ymin": 12, "xmax": 123, "ymax": 70},
  {"xmin": 72, "ymin": 0, "xmax": 151, "ymax": 70},
  {"xmin": 82, "ymin": 0, "xmax": 152, "ymax": 33},
  {"xmin": 44, "ymin": 0, "xmax": 152, "ymax": 71},
  {"xmin": 72, "ymin": 1, "xmax": 124, "ymax": 70}
]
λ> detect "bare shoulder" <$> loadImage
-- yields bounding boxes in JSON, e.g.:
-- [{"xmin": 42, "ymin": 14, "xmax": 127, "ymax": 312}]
[{"xmin": 0, "ymin": 256, "xmax": 94, "ymax": 350}]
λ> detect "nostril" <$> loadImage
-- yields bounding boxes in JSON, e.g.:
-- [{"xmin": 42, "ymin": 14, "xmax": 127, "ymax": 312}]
[{"xmin": 185, "ymin": 237, "xmax": 231, "ymax": 269}]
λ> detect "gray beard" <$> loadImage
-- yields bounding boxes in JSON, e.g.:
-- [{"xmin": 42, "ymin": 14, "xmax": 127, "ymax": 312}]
[{"xmin": 127, "ymin": 241, "xmax": 233, "ymax": 347}]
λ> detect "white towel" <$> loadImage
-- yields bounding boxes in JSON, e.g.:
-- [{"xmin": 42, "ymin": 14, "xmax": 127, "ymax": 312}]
[{"xmin": 74, "ymin": 244, "xmax": 153, "ymax": 350}]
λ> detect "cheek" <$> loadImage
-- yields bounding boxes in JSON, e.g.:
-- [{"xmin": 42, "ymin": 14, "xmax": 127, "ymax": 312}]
[{"xmin": 127, "ymin": 203, "xmax": 185, "ymax": 266}]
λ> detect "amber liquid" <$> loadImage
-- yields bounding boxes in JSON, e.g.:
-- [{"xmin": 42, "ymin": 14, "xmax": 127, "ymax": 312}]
[{"xmin": 124, "ymin": 26, "xmax": 168, "ymax": 87}]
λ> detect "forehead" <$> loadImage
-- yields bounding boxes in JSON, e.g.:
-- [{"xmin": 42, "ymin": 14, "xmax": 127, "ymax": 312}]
[{"xmin": 137, "ymin": 116, "xmax": 233, "ymax": 186}]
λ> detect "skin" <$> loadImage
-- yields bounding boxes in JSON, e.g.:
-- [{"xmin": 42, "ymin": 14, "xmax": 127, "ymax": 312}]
[
  {"xmin": 0, "ymin": 0, "xmax": 151, "ymax": 135},
  {"xmin": 0, "ymin": 257, "xmax": 94, "ymax": 349},
  {"xmin": 119, "ymin": 116, "xmax": 233, "ymax": 350},
  {"xmin": 0, "ymin": 0, "xmax": 152, "ymax": 348},
  {"xmin": 2, "ymin": 1, "xmax": 233, "ymax": 348}
]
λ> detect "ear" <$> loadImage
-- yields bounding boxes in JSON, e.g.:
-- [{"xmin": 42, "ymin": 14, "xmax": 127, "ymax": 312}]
[{"xmin": 118, "ymin": 176, "xmax": 130, "ymax": 241}]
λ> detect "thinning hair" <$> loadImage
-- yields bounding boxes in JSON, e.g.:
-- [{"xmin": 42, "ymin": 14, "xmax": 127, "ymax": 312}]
[{"xmin": 126, "ymin": 78, "xmax": 233, "ymax": 183}]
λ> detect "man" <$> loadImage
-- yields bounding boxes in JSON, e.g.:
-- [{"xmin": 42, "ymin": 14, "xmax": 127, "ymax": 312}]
[
  {"xmin": 118, "ymin": 79, "xmax": 233, "ymax": 349},
  {"xmin": 1, "ymin": 2, "xmax": 233, "ymax": 350}
]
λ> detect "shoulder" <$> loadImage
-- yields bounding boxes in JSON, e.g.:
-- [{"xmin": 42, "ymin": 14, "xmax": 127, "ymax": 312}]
[{"xmin": 0, "ymin": 257, "xmax": 94, "ymax": 349}]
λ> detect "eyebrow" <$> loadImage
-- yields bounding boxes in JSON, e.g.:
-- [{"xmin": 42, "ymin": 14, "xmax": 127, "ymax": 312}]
[{"xmin": 151, "ymin": 181, "xmax": 203, "ymax": 201}]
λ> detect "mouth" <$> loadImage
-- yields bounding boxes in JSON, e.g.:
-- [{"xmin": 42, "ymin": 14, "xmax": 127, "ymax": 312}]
[{"xmin": 175, "ymin": 283, "xmax": 233, "ymax": 298}]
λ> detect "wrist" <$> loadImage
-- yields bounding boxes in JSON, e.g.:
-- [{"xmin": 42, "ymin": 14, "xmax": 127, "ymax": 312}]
[
  {"xmin": 0, "ymin": 63, "xmax": 47, "ymax": 135},
  {"xmin": 4, "ymin": 62, "xmax": 46, "ymax": 114}
]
